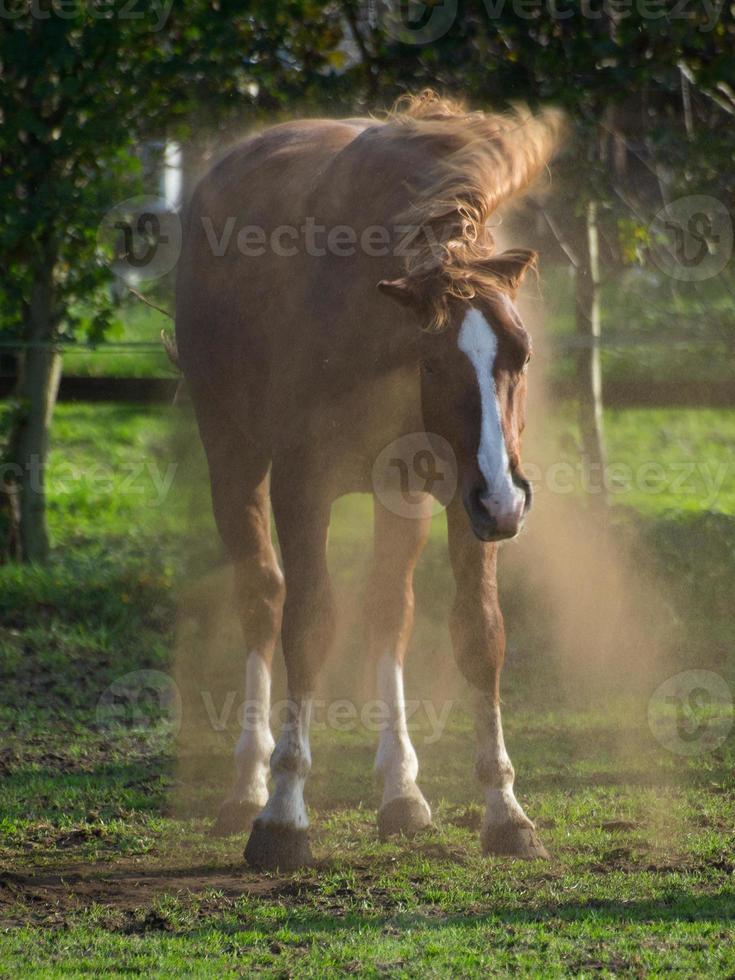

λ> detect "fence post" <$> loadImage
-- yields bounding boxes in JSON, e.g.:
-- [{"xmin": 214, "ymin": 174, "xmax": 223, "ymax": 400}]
[{"xmin": 575, "ymin": 199, "xmax": 607, "ymax": 511}]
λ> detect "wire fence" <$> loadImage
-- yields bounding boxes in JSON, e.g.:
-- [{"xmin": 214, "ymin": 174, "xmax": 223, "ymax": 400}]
[
  {"xmin": 0, "ymin": 336, "xmax": 730, "ymax": 353},
  {"xmin": 0, "ymin": 334, "xmax": 730, "ymax": 405},
  {"xmin": 0, "ymin": 341, "xmax": 166, "ymax": 353}
]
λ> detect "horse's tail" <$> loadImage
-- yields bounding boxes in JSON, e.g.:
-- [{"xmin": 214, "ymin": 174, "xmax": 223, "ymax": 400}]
[
  {"xmin": 160, "ymin": 330, "xmax": 188, "ymax": 405},
  {"xmin": 161, "ymin": 329, "xmax": 180, "ymax": 371}
]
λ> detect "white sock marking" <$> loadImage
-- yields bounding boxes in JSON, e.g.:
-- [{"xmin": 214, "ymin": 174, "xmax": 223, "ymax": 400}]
[
  {"xmin": 260, "ymin": 697, "xmax": 312, "ymax": 829},
  {"xmin": 374, "ymin": 652, "xmax": 428, "ymax": 811},
  {"xmin": 228, "ymin": 651, "xmax": 274, "ymax": 807},
  {"xmin": 473, "ymin": 691, "xmax": 533, "ymax": 830}
]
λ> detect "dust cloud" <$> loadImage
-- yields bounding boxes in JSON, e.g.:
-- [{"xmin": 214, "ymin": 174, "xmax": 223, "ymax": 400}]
[
  {"xmin": 503, "ymin": 286, "xmax": 679, "ymax": 708},
  {"xmin": 169, "ymin": 242, "xmax": 683, "ymax": 826}
]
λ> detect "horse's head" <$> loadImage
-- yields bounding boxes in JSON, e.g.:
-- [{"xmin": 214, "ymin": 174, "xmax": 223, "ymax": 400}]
[{"xmin": 378, "ymin": 249, "xmax": 536, "ymax": 542}]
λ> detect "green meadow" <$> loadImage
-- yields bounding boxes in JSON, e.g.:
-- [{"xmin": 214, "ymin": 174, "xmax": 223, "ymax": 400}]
[{"xmin": 0, "ymin": 396, "xmax": 733, "ymax": 976}]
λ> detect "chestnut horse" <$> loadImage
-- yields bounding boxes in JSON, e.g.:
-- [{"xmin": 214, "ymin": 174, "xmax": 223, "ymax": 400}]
[{"xmin": 175, "ymin": 92, "xmax": 562, "ymax": 870}]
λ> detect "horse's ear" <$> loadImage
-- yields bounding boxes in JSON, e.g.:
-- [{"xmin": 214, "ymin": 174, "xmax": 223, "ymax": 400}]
[
  {"xmin": 378, "ymin": 272, "xmax": 448, "ymax": 329},
  {"xmin": 481, "ymin": 249, "xmax": 538, "ymax": 291},
  {"xmin": 377, "ymin": 277, "xmax": 421, "ymax": 308}
]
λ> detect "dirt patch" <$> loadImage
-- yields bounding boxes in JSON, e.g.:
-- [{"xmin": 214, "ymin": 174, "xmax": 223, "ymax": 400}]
[
  {"xmin": 600, "ymin": 820, "xmax": 641, "ymax": 832},
  {"xmin": 0, "ymin": 862, "xmax": 282, "ymax": 924}
]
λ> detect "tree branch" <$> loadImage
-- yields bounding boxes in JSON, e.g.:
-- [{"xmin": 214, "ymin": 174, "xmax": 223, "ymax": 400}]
[
  {"xmin": 340, "ymin": 0, "xmax": 377, "ymax": 99},
  {"xmin": 531, "ymin": 201, "xmax": 580, "ymax": 269}
]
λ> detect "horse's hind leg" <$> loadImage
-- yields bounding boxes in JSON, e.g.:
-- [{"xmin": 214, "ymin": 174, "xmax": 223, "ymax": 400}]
[
  {"xmin": 368, "ymin": 496, "xmax": 433, "ymax": 839},
  {"xmin": 194, "ymin": 408, "xmax": 284, "ymax": 837},
  {"xmin": 244, "ymin": 462, "xmax": 335, "ymax": 871}
]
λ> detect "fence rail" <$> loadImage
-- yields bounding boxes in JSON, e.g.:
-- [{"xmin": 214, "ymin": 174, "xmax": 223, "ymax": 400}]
[
  {"xmin": 0, "ymin": 376, "xmax": 731, "ymax": 408},
  {"xmin": 0, "ymin": 336, "xmax": 730, "ymax": 352}
]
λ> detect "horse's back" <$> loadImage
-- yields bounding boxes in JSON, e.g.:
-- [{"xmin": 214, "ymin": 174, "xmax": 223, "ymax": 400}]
[
  {"xmin": 197, "ymin": 119, "xmax": 369, "ymax": 211},
  {"xmin": 175, "ymin": 118, "xmax": 371, "ymax": 439}
]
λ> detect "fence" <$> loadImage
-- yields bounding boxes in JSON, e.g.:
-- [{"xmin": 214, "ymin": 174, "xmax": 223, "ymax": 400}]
[{"xmin": 0, "ymin": 338, "xmax": 731, "ymax": 407}]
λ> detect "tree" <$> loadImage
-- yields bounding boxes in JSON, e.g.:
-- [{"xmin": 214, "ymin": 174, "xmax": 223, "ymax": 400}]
[
  {"xmin": 4, "ymin": 1, "xmax": 732, "ymax": 559},
  {"xmin": 0, "ymin": 0, "xmax": 346, "ymax": 561},
  {"xmin": 1, "ymin": 5, "xmax": 154, "ymax": 559},
  {"xmin": 339, "ymin": 1, "xmax": 735, "ymax": 507}
]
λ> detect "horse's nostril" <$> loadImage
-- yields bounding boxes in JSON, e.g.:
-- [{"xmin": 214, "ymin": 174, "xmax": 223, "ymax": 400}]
[
  {"xmin": 469, "ymin": 487, "xmax": 497, "ymax": 527},
  {"xmin": 513, "ymin": 475, "xmax": 533, "ymax": 513}
]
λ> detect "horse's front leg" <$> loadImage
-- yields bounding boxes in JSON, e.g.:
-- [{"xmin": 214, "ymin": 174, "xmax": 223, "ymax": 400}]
[
  {"xmin": 368, "ymin": 495, "xmax": 433, "ymax": 839},
  {"xmin": 244, "ymin": 463, "xmax": 335, "ymax": 872},
  {"xmin": 446, "ymin": 496, "xmax": 548, "ymax": 859}
]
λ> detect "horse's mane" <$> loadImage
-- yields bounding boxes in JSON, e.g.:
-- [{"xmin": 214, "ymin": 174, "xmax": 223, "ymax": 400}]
[{"xmin": 382, "ymin": 90, "xmax": 564, "ymax": 329}]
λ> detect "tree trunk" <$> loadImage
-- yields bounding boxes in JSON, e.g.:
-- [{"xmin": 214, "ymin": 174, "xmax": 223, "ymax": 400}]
[
  {"xmin": 3, "ymin": 255, "xmax": 61, "ymax": 563},
  {"xmin": 574, "ymin": 200, "xmax": 607, "ymax": 510}
]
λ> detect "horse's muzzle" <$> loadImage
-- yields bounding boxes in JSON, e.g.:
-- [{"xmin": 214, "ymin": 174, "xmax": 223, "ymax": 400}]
[{"xmin": 465, "ymin": 476, "xmax": 532, "ymax": 543}]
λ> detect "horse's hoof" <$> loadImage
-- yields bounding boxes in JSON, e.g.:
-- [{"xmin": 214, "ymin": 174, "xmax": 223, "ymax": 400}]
[
  {"xmin": 212, "ymin": 800, "xmax": 262, "ymax": 837},
  {"xmin": 378, "ymin": 795, "xmax": 433, "ymax": 840},
  {"xmin": 244, "ymin": 819, "xmax": 313, "ymax": 871},
  {"xmin": 481, "ymin": 823, "xmax": 549, "ymax": 860}
]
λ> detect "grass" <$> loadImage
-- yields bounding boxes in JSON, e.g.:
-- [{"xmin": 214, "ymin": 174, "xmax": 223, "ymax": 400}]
[
  {"xmin": 60, "ymin": 262, "xmax": 735, "ymax": 390},
  {"xmin": 1, "ymin": 703, "xmax": 734, "ymax": 976},
  {"xmin": 63, "ymin": 302, "xmax": 172, "ymax": 378},
  {"xmin": 0, "ymin": 401, "xmax": 734, "ymax": 976},
  {"xmin": 533, "ymin": 403, "xmax": 735, "ymax": 515},
  {"xmin": 542, "ymin": 265, "xmax": 735, "ymax": 386}
]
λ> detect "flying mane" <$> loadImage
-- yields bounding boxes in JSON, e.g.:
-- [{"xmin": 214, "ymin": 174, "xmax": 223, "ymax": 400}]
[{"xmin": 380, "ymin": 90, "xmax": 564, "ymax": 329}]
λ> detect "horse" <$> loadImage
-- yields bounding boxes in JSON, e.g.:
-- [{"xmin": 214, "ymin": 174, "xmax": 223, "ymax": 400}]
[{"xmin": 175, "ymin": 91, "xmax": 563, "ymax": 871}]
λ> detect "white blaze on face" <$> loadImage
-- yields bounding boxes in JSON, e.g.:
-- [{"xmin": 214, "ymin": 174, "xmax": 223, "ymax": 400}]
[{"xmin": 457, "ymin": 308, "xmax": 521, "ymax": 515}]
